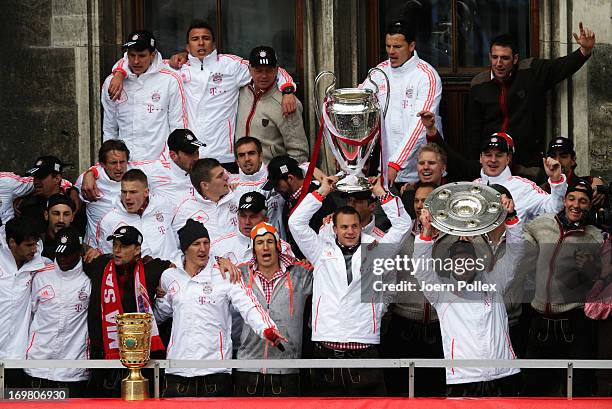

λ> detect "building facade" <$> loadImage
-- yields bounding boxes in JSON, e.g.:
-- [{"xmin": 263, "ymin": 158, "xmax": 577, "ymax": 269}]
[{"xmin": 0, "ymin": 0, "xmax": 609, "ymax": 181}]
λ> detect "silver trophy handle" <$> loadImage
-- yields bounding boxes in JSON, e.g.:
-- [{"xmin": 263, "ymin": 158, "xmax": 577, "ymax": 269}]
[
  {"xmin": 367, "ymin": 67, "xmax": 390, "ymax": 118},
  {"xmin": 314, "ymin": 71, "xmax": 336, "ymax": 122}
]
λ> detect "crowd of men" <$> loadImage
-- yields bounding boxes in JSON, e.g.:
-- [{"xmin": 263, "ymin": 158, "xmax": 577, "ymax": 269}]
[{"xmin": 0, "ymin": 17, "xmax": 610, "ymax": 398}]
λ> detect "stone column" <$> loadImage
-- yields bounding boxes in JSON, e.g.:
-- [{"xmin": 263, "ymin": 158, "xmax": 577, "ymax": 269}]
[{"xmin": 540, "ymin": 0, "xmax": 611, "ymax": 180}]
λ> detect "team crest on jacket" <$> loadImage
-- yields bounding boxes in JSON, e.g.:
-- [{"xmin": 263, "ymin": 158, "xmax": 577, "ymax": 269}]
[
  {"xmin": 212, "ymin": 73, "xmax": 223, "ymax": 84},
  {"xmin": 202, "ymin": 282, "xmax": 213, "ymax": 295},
  {"xmin": 151, "ymin": 91, "xmax": 161, "ymax": 102},
  {"xmin": 155, "ymin": 212, "xmax": 164, "ymax": 223},
  {"xmin": 405, "ymin": 88, "xmax": 413, "ymax": 98},
  {"xmin": 78, "ymin": 289, "xmax": 88, "ymax": 301},
  {"xmin": 229, "ymin": 204, "xmax": 238, "ymax": 213}
]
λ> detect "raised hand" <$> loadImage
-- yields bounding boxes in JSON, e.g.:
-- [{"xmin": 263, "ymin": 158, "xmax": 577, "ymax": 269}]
[
  {"xmin": 419, "ymin": 208, "xmax": 437, "ymax": 238},
  {"xmin": 573, "ymin": 22, "xmax": 595, "ymax": 56},
  {"xmin": 543, "ymin": 157, "xmax": 563, "ymax": 183},
  {"xmin": 417, "ymin": 110, "xmax": 437, "ymax": 135}
]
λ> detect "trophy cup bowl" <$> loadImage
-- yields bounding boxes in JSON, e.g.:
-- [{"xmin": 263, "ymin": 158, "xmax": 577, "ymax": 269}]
[
  {"xmin": 315, "ymin": 69, "xmax": 390, "ymax": 193},
  {"xmin": 116, "ymin": 312, "xmax": 153, "ymax": 400}
]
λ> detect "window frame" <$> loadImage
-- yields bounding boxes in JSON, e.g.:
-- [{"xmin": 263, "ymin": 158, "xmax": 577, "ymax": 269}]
[
  {"xmin": 125, "ymin": 0, "xmax": 305, "ymax": 89},
  {"xmin": 366, "ymin": 0, "xmax": 540, "ymax": 77}
]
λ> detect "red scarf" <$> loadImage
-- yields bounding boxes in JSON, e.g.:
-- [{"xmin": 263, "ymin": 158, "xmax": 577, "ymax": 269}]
[{"xmin": 101, "ymin": 259, "xmax": 165, "ymax": 359}]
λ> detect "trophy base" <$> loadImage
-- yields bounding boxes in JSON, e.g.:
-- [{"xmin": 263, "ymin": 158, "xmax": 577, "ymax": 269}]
[
  {"xmin": 335, "ymin": 173, "xmax": 371, "ymax": 193},
  {"xmin": 121, "ymin": 369, "xmax": 149, "ymax": 400}
]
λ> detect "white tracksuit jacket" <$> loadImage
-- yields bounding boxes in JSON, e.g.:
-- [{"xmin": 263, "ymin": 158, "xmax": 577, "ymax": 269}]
[
  {"xmin": 95, "ymin": 194, "xmax": 180, "ymax": 261},
  {"xmin": 172, "ymin": 190, "xmax": 239, "ymax": 243},
  {"xmin": 102, "ymin": 52, "xmax": 189, "ymax": 161},
  {"xmin": 288, "ymin": 191, "xmax": 411, "ymax": 344},
  {"xmin": 412, "ymin": 219, "xmax": 524, "ymax": 384},
  {"xmin": 155, "ymin": 261, "xmax": 276, "ymax": 377},
  {"xmin": 0, "ymin": 172, "xmax": 34, "ymax": 224},
  {"xmin": 362, "ymin": 51, "xmax": 443, "ymax": 183},
  {"xmin": 0, "ymin": 249, "xmax": 52, "ymax": 359},
  {"xmin": 133, "ymin": 159, "xmax": 195, "ymax": 205},
  {"xmin": 114, "ymin": 51, "xmax": 295, "ymax": 164},
  {"xmin": 474, "ymin": 166, "xmax": 567, "ymax": 224},
  {"xmin": 25, "ymin": 260, "xmax": 91, "ymax": 382},
  {"xmin": 228, "ymin": 163, "xmax": 269, "ymax": 199},
  {"xmin": 76, "ymin": 165, "xmax": 121, "ymax": 247}
]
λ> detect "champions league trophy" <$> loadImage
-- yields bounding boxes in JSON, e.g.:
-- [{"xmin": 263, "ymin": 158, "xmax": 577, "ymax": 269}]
[
  {"xmin": 116, "ymin": 313, "xmax": 153, "ymax": 400},
  {"xmin": 314, "ymin": 68, "xmax": 390, "ymax": 192}
]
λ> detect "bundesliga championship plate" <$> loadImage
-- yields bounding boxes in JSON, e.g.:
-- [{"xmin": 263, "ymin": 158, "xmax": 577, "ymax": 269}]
[{"xmin": 424, "ymin": 182, "xmax": 507, "ymax": 236}]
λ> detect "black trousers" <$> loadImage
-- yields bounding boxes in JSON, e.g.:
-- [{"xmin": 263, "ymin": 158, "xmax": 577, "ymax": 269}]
[
  {"xmin": 310, "ymin": 342, "xmax": 386, "ymax": 397},
  {"xmin": 381, "ymin": 314, "xmax": 445, "ymax": 396},
  {"xmin": 523, "ymin": 308, "xmax": 595, "ymax": 396},
  {"xmin": 22, "ymin": 374, "xmax": 88, "ymax": 398},
  {"xmin": 163, "ymin": 373, "xmax": 232, "ymax": 397},
  {"xmin": 446, "ymin": 373, "xmax": 520, "ymax": 397},
  {"xmin": 233, "ymin": 371, "xmax": 300, "ymax": 396}
]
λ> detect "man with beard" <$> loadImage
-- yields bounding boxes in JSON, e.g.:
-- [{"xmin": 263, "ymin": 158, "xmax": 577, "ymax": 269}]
[
  {"xmin": 0, "ymin": 216, "xmax": 54, "ymax": 386},
  {"xmin": 263, "ymin": 155, "xmax": 335, "ymax": 259},
  {"xmin": 18, "ymin": 156, "xmax": 82, "ymax": 235},
  {"xmin": 24, "ymin": 226, "xmax": 91, "ymax": 396},
  {"xmin": 85, "ymin": 225, "xmax": 170, "ymax": 396},
  {"xmin": 41, "ymin": 194, "xmax": 76, "ymax": 259}
]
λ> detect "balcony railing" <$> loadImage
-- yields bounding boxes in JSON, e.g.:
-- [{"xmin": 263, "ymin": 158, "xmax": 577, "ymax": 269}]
[{"xmin": 2, "ymin": 359, "xmax": 612, "ymax": 399}]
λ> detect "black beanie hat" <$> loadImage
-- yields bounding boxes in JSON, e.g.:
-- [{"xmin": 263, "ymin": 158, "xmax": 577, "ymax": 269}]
[{"xmin": 178, "ymin": 219, "xmax": 210, "ymax": 252}]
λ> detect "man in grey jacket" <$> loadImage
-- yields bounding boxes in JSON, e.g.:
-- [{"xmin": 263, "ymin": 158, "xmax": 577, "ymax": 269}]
[
  {"xmin": 234, "ymin": 222, "xmax": 312, "ymax": 396},
  {"xmin": 522, "ymin": 180, "xmax": 604, "ymax": 396},
  {"xmin": 236, "ymin": 46, "xmax": 309, "ymax": 163}
]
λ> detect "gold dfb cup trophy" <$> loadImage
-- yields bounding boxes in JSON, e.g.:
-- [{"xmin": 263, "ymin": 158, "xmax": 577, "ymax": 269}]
[{"xmin": 116, "ymin": 312, "xmax": 153, "ymax": 400}]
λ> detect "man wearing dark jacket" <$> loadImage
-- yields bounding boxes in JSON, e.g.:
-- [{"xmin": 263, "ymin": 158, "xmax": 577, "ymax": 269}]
[
  {"xmin": 263, "ymin": 155, "xmax": 336, "ymax": 260},
  {"xmin": 85, "ymin": 225, "xmax": 171, "ymax": 397},
  {"xmin": 467, "ymin": 23, "xmax": 595, "ymax": 169}
]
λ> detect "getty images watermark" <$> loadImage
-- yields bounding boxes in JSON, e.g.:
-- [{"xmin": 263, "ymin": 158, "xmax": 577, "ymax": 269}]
[{"xmin": 370, "ymin": 254, "xmax": 495, "ymax": 293}]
